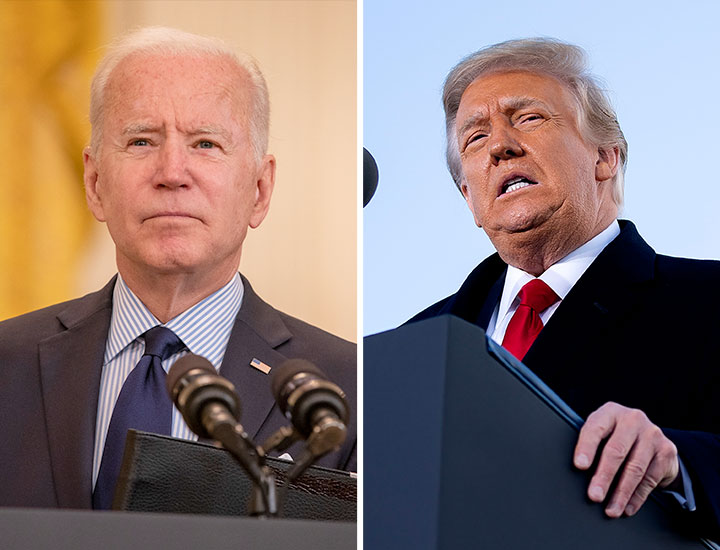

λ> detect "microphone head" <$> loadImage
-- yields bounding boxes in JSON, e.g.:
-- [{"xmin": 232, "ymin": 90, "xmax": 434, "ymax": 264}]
[
  {"xmin": 167, "ymin": 354, "xmax": 241, "ymax": 438},
  {"xmin": 363, "ymin": 147, "xmax": 379, "ymax": 207},
  {"xmin": 166, "ymin": 354, "xmax": 215, "ymax": 398},
  {"xmin": 271, "ymin": 359, "xmax": 349, "ymax": 437},
  {"xmin": 270, "ymin": 359, "xmax": 325, "ymax": 401}
]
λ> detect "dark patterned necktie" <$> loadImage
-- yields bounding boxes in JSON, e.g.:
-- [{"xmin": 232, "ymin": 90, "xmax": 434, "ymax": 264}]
[
  {"xmin": 92, "ymin": 326, "xmax": 185, "ymax": 509},
  {"xmin": 501, "ymin": 279, "xmax": 559, "ymax": 360}
]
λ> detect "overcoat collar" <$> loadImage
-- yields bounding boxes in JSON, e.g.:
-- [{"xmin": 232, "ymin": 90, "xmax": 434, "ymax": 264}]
[{"xmin": 440, "ymin": 220, "xmax": 657, "ymax": 378}]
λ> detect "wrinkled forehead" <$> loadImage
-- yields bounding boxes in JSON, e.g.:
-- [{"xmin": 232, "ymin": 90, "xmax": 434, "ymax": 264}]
[
  {"xmin": 456, "ymin": 70, "xmax": 582, "ymax": 125},
  {"xmin": 104, "ymin": 52, "xmax": 253, "ymax": 127}
]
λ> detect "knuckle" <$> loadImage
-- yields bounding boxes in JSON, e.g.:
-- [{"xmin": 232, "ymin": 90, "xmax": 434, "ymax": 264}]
[
  {"xmin": 586, "ymin": 408, "xmax": 603, "ymax": 423},
  {"xmin": 583, "ymin": 415, "xmax": 610, "ymax": 436},
  {"xmin": 628, "ymin": 408, "xmax": 648, "ymax": 423},
  {"xmin": 658, "ymin": 440, "xmax": 678, "ymax": 461},
  {"xmin": 623, "ymin": 460, "xmax": 647, "ymax": 479},
  {"xmin": 638, "ymin": 475, "xmax": 660, "ymax": 495},
  {"xmin": 618, "ymin": 408, "xmax": 647, "ymax": 429},
  {"xmin": 646, "ymin": 424, "xmax": 663, "ymax": 439},
  {"xmin": 604, "ymin": 441, "xmax": 630, "ymax": 461},
  {"xmin": 598, "ymin": 401, "xmax": 620, "ymax": 415}
]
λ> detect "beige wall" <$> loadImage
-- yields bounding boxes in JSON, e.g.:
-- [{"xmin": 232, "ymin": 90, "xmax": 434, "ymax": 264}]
[{"xmin": 77, "ymin": 0, "xmax": 357, "ymax": 341}]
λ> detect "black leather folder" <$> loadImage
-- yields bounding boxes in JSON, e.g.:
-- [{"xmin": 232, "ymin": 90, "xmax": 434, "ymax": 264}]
[{"xmin": 113, "ymin": 430, "xmax": 356, "ymax": 521}]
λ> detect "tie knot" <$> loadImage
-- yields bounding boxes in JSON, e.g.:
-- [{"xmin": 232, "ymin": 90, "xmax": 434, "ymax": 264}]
[
  {"xmin": 142, "ymin": 326, "xmax": 184, "ymax": 360},
  {"xmin": 517, "ymin": 279, "xmax": 559, "ymax": 313}
]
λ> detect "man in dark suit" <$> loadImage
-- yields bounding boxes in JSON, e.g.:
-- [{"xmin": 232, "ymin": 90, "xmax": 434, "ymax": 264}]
[
  {"xmin": 0, "ymin": 27, "xmax": 355, "ymax": 509},
  {"xmin": 410, "ymin": 38, "xmax": 720, "ymax": 537}
]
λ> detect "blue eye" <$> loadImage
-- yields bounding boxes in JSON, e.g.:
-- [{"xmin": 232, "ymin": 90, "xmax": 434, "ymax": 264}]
[
  {"xmin": 131, "ymin": 139, "xmax": 149, "ymax": 146},
  {"xmin": 197, "ymin": 141, "xmax": 215, "ymax": 149}
]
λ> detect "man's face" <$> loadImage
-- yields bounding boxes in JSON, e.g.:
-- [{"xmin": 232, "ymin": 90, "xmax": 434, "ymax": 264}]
[
  {"xmin": 455, "ymin": 70, "xmax": 617, "ymax": 252},
  {"xmin": 83, "ymin": 53, "xmax": 274, "ymax": 283}
]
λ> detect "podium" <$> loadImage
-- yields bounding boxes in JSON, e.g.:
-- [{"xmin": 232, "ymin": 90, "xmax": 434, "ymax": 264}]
[
  {"xmin": 0, "ymin": 508, "xmax": 355, "ymax": 550},
  {"xmin": 364, "ymin": 316, "xmax": 713, "ymax": 549}
]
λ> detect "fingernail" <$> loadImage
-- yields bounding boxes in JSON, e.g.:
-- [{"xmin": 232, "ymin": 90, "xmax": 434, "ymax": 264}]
[
  {"xmin": 606, "ymin": 505, "xmax": 621, "ymax": 517},
  {"xmin": 589, "ymin": 486, "xmax": 604, "ymax": 501},
  {"xmin": 625, "ymin": 505, "xmax": 636, "ymax": 516},
  {"xmin": 575, "ymin": 454, "xmax": 590, "ymax": 468}
]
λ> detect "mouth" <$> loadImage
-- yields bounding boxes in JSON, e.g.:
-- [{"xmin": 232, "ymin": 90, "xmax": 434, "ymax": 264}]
[
  {"xmin": 499, "ymin": 175, "xmax": 538, "ymax": 196},
  {"xmin": 144, "ymin": 212, "xmax": 199, "ymax": 222}
]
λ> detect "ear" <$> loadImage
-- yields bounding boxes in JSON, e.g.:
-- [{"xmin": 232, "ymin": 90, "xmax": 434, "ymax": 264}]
[
  {"xmin": 595, "ymin": 146, "xmax": 619, "ymax": 183},
  {"xmin": 460, "ymin": 180, "xmax": 482, "ymax": 228},
  {"xmin": 83, "ymin": 147, "xmax": 106, "ymax": 222},
  {"xmin": 249, "ymin": 154, "xmax": 276, "ymax": 229}
]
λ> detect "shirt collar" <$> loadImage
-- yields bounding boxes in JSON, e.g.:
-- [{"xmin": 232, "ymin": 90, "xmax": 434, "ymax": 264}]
[
  {"xmin": 104, "ymin": 273, "xmax": 244, "ymax": 365},
  {"xmin": 497, "ymin": 220, "xmax": 620, "ymax": 321}
]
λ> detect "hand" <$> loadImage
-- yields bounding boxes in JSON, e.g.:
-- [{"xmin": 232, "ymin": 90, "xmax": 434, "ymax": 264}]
[{"xmin": 573, "ymin": 402, "xmax": 679, "ymax": 517}]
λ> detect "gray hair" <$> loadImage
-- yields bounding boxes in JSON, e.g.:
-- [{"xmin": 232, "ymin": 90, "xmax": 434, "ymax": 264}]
[
  {"xmin": 89, "ymin": 26, "xmax": 269, "ymax": 163},
  {"xmin": 443, "ymin": 37, "xmax": 627, "ymax": 206}
]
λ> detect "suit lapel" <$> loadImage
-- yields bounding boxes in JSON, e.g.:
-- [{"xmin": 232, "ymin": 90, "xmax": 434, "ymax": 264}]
[
  {"xmin": 38, "ymin": 280, "xmax": 114, "ymax": 508},
  {"xmin": 219, "ymin": 276, "xmax": 292, "ymax": 440},
  {"xmin": 35, "ymin": 274, "xmax": 297, "ymax": 506}
]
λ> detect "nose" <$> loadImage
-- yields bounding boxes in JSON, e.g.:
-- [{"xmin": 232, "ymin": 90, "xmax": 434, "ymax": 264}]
[
  {"xmin": 488, "ymin": 125, "xmax": 524, "ymax": 166},
  {"xmin": 154, "ymin": 138, "xmax": 191, "ymax": 189}
]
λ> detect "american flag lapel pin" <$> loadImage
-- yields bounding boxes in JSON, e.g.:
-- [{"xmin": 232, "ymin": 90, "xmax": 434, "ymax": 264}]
[{"xmin": 250, "ymin": 358, "xmax": 271, "ymax": 374}]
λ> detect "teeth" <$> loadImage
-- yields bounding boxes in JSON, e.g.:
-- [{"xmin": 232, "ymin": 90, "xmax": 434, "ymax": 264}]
[
  {"xmin": 503, "ymin": 177, "xmax": 535, "ymax": 194},
  {"xmin": 505, "ymin": 181, "xmax": 531, "ymax": 194}
]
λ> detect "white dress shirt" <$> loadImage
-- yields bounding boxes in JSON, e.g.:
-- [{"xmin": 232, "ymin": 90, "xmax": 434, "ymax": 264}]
[
  {"xmin": 487, "ymin": 221, "xmax": 620, "ymax": 344},
  {"xmin": 91, "ymin": 273, "xmax": 244, "ymax": 487}
]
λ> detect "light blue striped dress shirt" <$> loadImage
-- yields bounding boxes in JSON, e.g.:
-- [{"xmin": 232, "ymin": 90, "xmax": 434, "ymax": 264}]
[{"xmin": 91, "ymin": 273, "xmax": 244, "ymax": 488}]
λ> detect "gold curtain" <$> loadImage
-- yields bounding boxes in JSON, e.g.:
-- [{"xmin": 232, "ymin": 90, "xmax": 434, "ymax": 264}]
[{"xmin": 0, "ymin": 0, "xmax": 103, "ymax": 320}]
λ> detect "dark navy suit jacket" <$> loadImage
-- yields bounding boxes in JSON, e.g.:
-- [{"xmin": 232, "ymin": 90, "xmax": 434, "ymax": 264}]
[
  {"xmin": 0, "ymin": 274, "xmax": 356, "ymax": 509},
  {"xmin": 410, "ymin": 220, "xmax": 720, "ymax": 538}
]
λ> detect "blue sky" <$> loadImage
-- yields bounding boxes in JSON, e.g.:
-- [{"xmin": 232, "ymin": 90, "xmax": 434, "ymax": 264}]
[{"xmin": 364, "ymin": 0, "xmax": 720, "ymax": 335}]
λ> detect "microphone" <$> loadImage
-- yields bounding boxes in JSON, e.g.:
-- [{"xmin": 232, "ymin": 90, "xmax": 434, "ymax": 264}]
[
  {"xmin": 166, "ymin": 354, "xmax": 240, "ymax": 439},
  {"xmin": 363, "ymin": 147, "xmax": 379, "ymax": 207},
  {"xmin": 271, "ymin": 359, "xmax": 349, "ymax": 458},
  {"xmin": 167, "ymin": 354, "xmax": 278, "ymax": 516}
]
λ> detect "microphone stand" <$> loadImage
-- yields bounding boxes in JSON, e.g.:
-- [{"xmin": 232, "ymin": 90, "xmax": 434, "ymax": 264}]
[
  {"xmin": 202, "ymin": 403, "xmax": 278, "ymax": 517},
  {"xmin": 260, "ymin": 411, "xmax": 346, "ymax": 514}
]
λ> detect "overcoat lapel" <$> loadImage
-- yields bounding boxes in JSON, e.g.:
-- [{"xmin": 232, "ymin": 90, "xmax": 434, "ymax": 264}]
[
  {"xmin": 38, "ymin": 281, "xmax": 114, "ymax": 508},
  {"xmin": 523, "ymin": 222, "xmax": 656, "ymax": 399},
  {"xmin": 441, "ymin": 222, "xmax": 657, "ymax": 410},
  {"xmin": 219, "ymin": 276, "xmax": 293, "ymax": 440},
  {"xmin": 444, "ymin": 253, "xmax": 507, "ymax": 326}
]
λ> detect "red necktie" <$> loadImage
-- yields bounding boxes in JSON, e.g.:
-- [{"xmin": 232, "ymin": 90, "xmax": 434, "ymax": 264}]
[{"xmin": 501, "ymin": 279, "xmax": 559, "ymax": 360}]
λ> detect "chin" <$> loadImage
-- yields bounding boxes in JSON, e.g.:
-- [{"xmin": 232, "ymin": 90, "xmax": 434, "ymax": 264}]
[
  {"xmin": 139, "ymin": 247, "xmax": 201, "ymax": 273},
  {"xmin": 489, "ymin": 216, "xmax": 547, "ymax": 235},
  {"xmin": 499, "ymin": 200, "xmax": 563, "ymax": 230}
]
